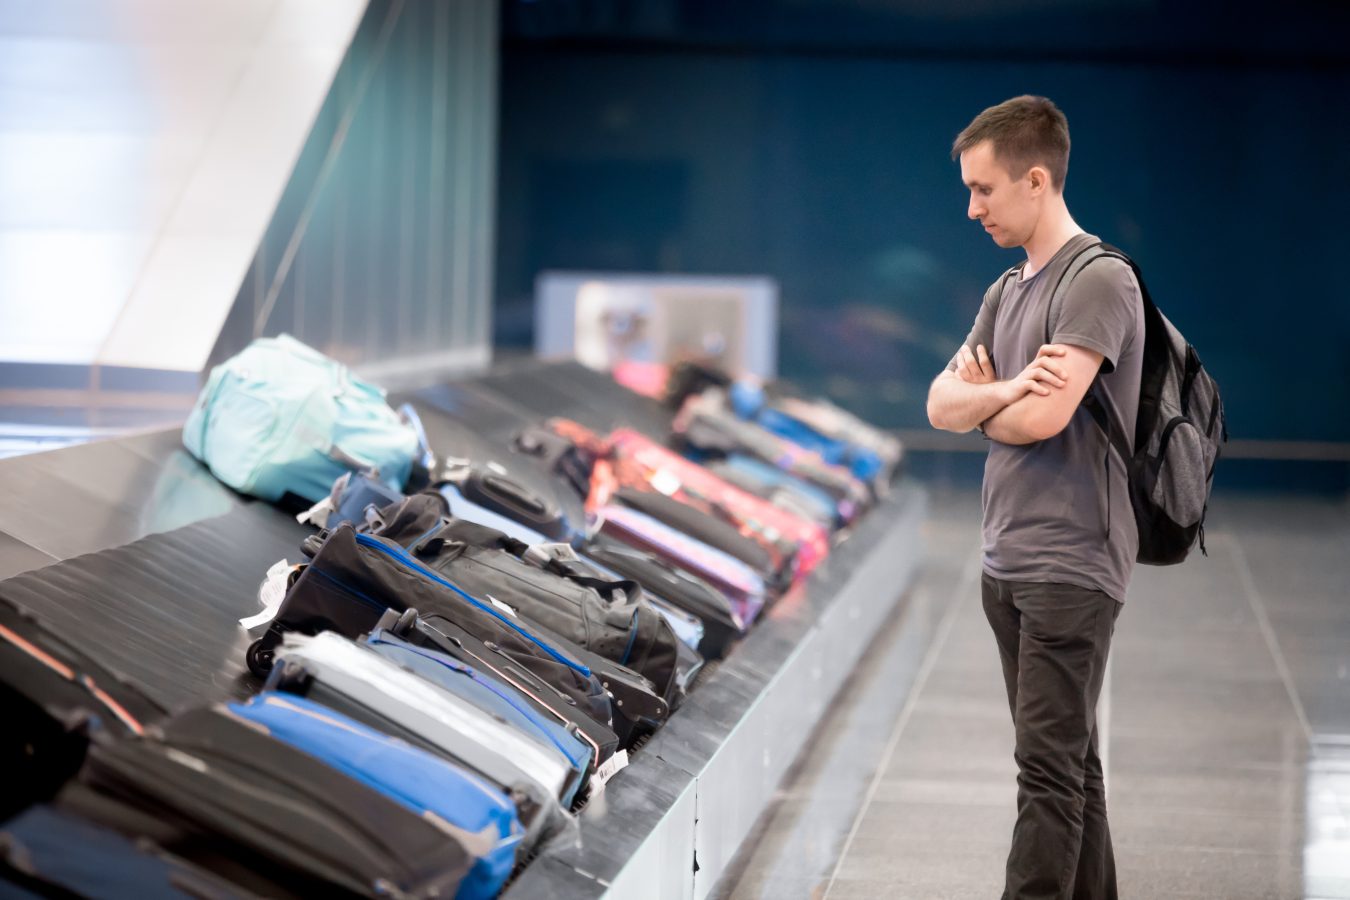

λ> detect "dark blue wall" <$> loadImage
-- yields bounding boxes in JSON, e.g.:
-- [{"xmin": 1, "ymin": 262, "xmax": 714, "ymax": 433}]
[{"xmin": 495, "ymin": 3, "xmax": 1350, "ymax": 445}]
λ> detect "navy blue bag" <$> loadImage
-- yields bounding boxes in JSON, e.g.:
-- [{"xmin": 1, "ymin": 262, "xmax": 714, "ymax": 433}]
[{"xmin": 0, "ymin": 804, "xmax": 255, "ymax": 899}]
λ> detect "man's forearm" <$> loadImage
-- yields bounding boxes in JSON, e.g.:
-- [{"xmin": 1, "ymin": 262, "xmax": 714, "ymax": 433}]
[
  {"xmin": 927, "ymin": 374, "xmax": 1009, "ymax": 433},
  {"xmin": 983, "ymin": 393, "xmax": 1063, "ymax": 445},
  {"xmin": 981, "ymin": 398, "xmax": 1041, "ymax": 445}
]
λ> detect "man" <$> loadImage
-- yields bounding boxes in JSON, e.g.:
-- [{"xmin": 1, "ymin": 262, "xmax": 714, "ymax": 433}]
[{"xmin": 927, "ymin": 95, "xmax": 1144, "ymax": 900}]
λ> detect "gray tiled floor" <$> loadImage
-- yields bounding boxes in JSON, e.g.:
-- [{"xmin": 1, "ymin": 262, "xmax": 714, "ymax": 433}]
[{"xmin": 720, "ymin": 487, "xmax": 1350, "ymax": 899}]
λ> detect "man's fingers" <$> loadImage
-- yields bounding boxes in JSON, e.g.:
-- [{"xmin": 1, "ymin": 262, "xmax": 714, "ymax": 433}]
[
  {"xmin": 976, "ymin": 344, "xmax": 994, "ymax": 377},
  {"xmin": 1030, "ymin": 358, "xmax": 1067, "ymax": 382},
  {"xmin": 955, "ymin": 346, "xmax": 974, "ymax": 382},
  {"xmin": 961, "ymin": 346, "xmax": 983, "ymax": 382},
  {"xmin": 1037, "ymin": 344, "xmax": 1068, "ymax": 358},
  {"xmin": 1031, "ymin": 366, "xmax": 1066, "ymax": 388}
]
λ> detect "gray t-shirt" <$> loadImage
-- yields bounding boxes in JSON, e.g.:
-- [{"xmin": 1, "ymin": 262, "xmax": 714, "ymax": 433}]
[{"xmin": 951, "ymin": 233, "xmax": 1144, "ymax": 602}]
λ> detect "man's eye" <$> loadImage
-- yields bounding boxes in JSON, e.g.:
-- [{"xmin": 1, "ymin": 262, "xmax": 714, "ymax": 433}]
[{"xmin": 980, "ymin": 188, "xmax": 992, "ymax": 196}]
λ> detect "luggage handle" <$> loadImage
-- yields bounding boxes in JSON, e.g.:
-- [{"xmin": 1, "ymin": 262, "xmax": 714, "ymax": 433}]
[
  {"xmin": 520, "ymin": 543, "xmax": 639, "ymax": 603},
  {"xmin": 599, "ymin": 667, "xmax": 666, "ymax": 724},
  {"xmin": 478, "ymin": 473, "xmax": 549, "ymax": 517},
  {"xmin": 409, "ymin": 520, "xmax": 470, "ymax": 562}
]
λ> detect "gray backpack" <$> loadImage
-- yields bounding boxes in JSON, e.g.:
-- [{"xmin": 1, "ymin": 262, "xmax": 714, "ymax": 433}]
[{"xmin": 1042, "ymin": 242, "xmax": 1227, "ymax": 565}]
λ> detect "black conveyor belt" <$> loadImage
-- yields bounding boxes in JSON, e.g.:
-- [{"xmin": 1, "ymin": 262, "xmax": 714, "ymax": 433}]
[{"xmin": 0, "ymin": 505, "xmax": 309, "ymax": 712}]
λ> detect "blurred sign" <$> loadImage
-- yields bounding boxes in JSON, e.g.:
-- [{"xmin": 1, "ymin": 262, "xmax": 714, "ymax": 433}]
[{"xmin": 535, "ymin": 272, "xmax": 778, "ymax": 380}]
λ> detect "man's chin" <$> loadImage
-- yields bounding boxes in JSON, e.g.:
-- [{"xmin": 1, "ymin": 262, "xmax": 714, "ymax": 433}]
[{"xmin": 991, "ymin": 232, "xmax": 1020, "ymax": 249}]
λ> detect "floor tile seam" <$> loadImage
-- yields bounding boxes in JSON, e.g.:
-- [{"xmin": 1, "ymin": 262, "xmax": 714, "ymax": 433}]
[
  {"xmin": 1222, "ymin": 530, "xmax": 1316, "ymax": 746},
  {"xmin": 819, "ymin": 543, "xmax": 984, "ymax": 900},
  {"xmin": 1109, "ymin": 717, "xmax": 1310, "ymax": 732},
  {"xmin": 1107, "ymin": 809, "xmax": 1306, "ymax": 825},
  {"xmin": 858, "ymin": 798, "xmax": 1013, "ymax": 812},
  {"xmin": 1113, "ymin": 841, "xmax": 1307, "ymax": 857}
]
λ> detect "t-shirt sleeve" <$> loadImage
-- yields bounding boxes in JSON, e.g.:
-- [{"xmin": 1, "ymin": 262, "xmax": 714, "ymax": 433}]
[
  {"xmin": 1051, "ymin": 257, "xmax": 1140, "ymax": 374},
  {"xmin": 945, "ymin": 279, "xmax": 1002, "ymax": 373}
]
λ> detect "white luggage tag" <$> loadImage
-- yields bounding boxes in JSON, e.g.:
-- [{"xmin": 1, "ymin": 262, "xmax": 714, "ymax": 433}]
[
  {"xmin": 295, "ymin": 495, "xmax": 335, "ymax": 528},
  {"xmin": 240, "ymin": 558, "xmax": 294, "ymax": 635},
  {"xmin": 588, "ymin": 749, "xmax": 629, "ymax": 796}
]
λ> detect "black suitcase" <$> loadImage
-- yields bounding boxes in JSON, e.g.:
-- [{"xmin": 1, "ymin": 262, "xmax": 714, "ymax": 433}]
[
  {"xmin": 247, "ymin": 523, "xmax": 669, "ymax": 745},
  {"xmin": 512, "ymin": 424, "xmax": 594, "ymax": 501},
  {"xmin": 582, "ymin": 537, "xmax": 744, "ymax": 659},
  {"xmin": 438, "ymin": 464, "xmax": 577, "ymax": 544},
  {"xmin": 394, "ymin": 394, "xmax": 589, "ymax": 542},
  {"xmin": 358, "ymin": 493, "xmax": 698, "ymax": 710},
  {"xmin": 55, "ymin": 705, "xmax": 474, "ymax": 899},
  {"xmin": 0, "ymin": 600, "xmax": 165, "ymax": 822}
]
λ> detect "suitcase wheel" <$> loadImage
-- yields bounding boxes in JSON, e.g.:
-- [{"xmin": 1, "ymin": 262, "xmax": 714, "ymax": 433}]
[
  {"xmin": 246, "ymin": 640, "xmax": 276, "ymax": 677},
  {"xmin": 392, "ymin": 607, "xmax": 419, "ymax": 637}
]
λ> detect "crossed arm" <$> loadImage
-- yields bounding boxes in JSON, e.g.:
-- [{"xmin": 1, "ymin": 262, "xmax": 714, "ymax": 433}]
[{"xmin": 926, "ymin": 342, "xmax": 1104, "ymax": 444}]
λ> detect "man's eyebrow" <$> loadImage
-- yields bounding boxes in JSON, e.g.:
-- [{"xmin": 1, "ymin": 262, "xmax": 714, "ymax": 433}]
[{"xmin": 964, "ymin": 179, "xmax": 989, "ymax": 189}]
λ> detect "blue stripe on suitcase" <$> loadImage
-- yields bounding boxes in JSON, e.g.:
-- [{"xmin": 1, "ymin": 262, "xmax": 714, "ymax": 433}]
[{"xmin": 227, "ymin": 692, "xmax": 521, "ymax": 900}]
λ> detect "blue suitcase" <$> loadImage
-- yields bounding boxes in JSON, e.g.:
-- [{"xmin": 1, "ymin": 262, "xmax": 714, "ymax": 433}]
[
  {"xmin": 228, "ymin": 692, "xmax": 522, "ymax": 900},
  {"xmin": 364, "ymin": 628, "xmax": 593, "ymax": 804}
]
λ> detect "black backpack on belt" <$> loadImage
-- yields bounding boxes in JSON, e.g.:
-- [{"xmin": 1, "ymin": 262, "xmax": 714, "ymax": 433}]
[{"xmin": 1044, "ymin": 242, "xmax": 1228, "ymax": 565}]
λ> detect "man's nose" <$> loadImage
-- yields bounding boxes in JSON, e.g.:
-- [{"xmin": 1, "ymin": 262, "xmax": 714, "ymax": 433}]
[{"xmin": 968, "ymin": 198, "xmax": 984, "ymax": 221}]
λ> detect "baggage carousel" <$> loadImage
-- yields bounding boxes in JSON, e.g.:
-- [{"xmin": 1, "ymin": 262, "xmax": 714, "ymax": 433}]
[{"xmin": 0, "ymin": 360, "xmax": 925, "ymax": 899}]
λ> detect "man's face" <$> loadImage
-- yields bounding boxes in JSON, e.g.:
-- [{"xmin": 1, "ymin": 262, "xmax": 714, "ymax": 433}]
[{"xmin": 960, "ymin": 140, "xmax": 1036, "ymax": 249}]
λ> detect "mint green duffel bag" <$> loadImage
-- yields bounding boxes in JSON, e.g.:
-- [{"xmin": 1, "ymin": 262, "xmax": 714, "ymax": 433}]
[{"xmin": 184, "ymin": 335, "xmax": 417, "ymax": 503}]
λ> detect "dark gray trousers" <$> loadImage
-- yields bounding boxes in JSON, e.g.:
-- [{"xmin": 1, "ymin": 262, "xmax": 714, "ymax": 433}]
[{"xmin": 981, "ymin": 573, "xmax": 1123, "ymax": 900}]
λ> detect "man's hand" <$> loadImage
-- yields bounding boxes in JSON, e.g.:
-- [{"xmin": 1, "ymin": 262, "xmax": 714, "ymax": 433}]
[
  {"xmin": 954, "ymin": 344, "xmax": 997, "ymax": 385},
  {"xmin": 929, "ymin": 343, "xmax": 1071, "ymax": 435},
  {"xmin": 955, "ymin": 343, "xmax": 1070, "ymax": 405},
  {"xmin": 982, "ymin": 343, "xmax": 1103, "ymax": 445},
  {"xmin": 1006, "ymin": 344, "xmax": 1070, "ymax": 401}
]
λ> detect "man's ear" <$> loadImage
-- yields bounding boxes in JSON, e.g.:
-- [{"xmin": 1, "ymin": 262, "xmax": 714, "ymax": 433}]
[{"xmin": 1027, "ymin": 165, "xmax": 1051, "ymax": 195}]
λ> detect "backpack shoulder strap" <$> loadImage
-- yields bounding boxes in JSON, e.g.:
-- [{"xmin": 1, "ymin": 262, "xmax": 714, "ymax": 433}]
[
  {"xmin": 1043, "ymin": 240, "xmax": 1144, "ymax": 461},
  {"xmin": 1043, "ymin": 240, "xmax": 1110, "ymax": 345},
  {"xmin": 990, "ymin": 261, "xmax": 1026, "ymax": 314}
]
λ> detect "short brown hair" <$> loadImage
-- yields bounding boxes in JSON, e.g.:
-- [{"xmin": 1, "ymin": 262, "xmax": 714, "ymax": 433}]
[{"xmin": 952, "ymin": 95, "xmax": 1070, "ymax": 191}]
